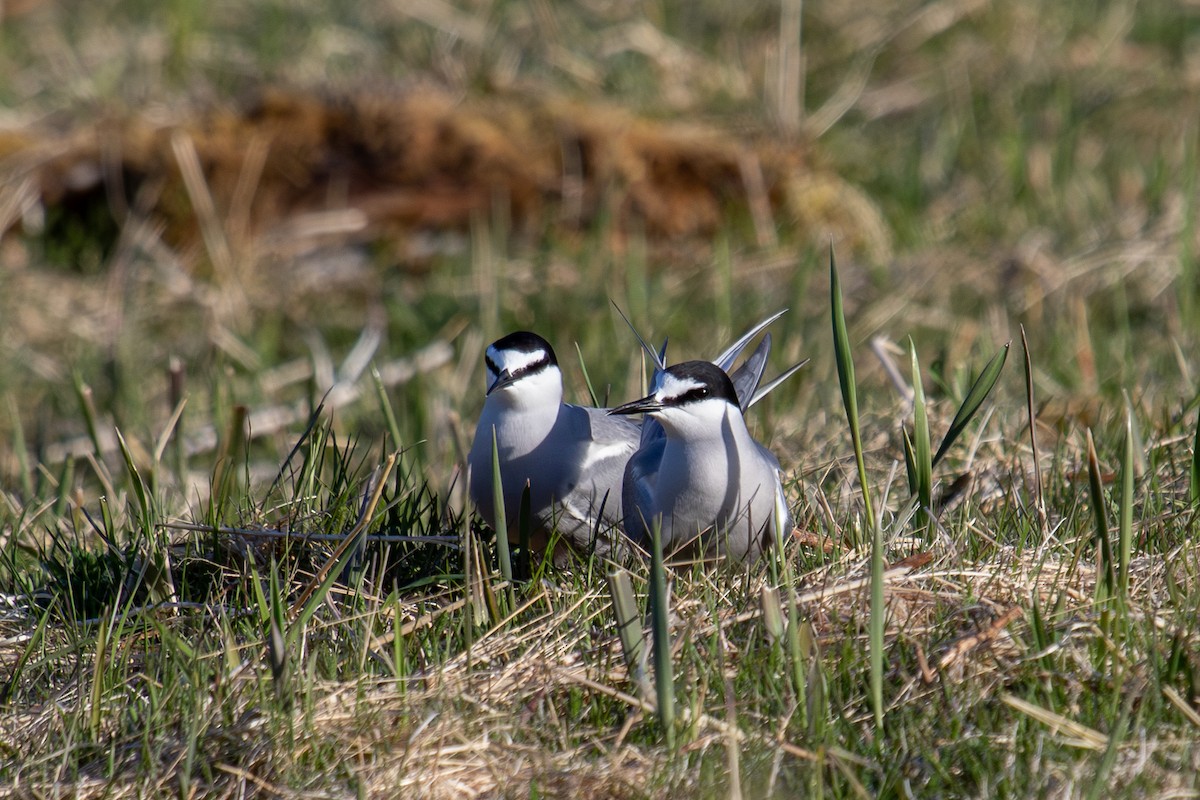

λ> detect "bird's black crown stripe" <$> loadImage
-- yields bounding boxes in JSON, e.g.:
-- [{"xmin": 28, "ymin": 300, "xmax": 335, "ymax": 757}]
[
  {"xmin": 490, "ymin": 331, "xmax": 558, "ymax": 365},
  {"xmin": 664, "ymin": 361, "xmax": 738, "ymax": 405}
]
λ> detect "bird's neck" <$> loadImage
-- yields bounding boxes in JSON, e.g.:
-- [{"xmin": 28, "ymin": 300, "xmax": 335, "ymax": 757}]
[
  {"xmin": 479, "ymin": 388, "xmax": 563, "ymax": 455},
  {"xmin": 665, "ymin": 403, "xmax": 752, "ymax": 445}
]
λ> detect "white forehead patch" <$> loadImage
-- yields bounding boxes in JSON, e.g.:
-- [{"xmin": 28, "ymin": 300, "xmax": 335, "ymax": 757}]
[
  {"xmin": 657, "ymin": 372, "xmax": 707, "ymax": 401},
  {"xmin": 487, "ymin": 344, "xmax": 548, "ymax": 374}
]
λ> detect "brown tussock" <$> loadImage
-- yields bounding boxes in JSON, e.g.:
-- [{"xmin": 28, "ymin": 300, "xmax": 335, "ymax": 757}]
[{"xmin": 1, "ymin": 86, "xmax": 891, "ymax": 265}]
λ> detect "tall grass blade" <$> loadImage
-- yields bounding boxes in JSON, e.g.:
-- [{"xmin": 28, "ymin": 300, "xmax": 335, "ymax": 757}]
[
  {"xmin": 1191, "ymin": 407, "xmax": 1200, "ymax": 505},
  {"xmin": 114, "ymin": 428, "xmax": 150, "ymax": 523},
  {"xmin": 783, "ymin": 588, "xmax": 808, "ymax": 730},
  {"xmin": 607, "ymin": 568, "xmax": 649, "ymax": 699},
  {"xmin": 0, "ymin": 605, "xmax": 50, "ymax": 704},
  {"xmin": 830, "ymin": 248, "xmax": 888, "ymax": 734},
  {"xmin": 1085, "ymin": 688, "xmax": 1136, "ymax": 800},
  {"xmin": 908, "ymin": 340, "xmax": 933, "ymax": 540},
  {"xmin": 7, "ymin": 395, "xmax": 33, "ymax": 499},
  {"xmin": 288, "ymin": 453, "xmax": 397, "ymax": 646},
  {"xmin": 575, "ymin": 342, "xmax": 601, "ymax": 408},
  {"xmin": 1085, "ymin": 430, "xmax": 1115, "ymax": 601},
  {"xmin": 902, "ymin": 429, "xmax": 917, "ymax": 496},
  {"xmin": 52, "ymin": 457, "xmax": 74, "ymax": 519},
  {"xmin": 372, "ymin": 365, "xmax": 404, "ymax": 450},
  {"xmin": 262, "ymin": 402, "xmax": 327, "ymax": 514},
  {"xmin": 268, "ymin": 560, "xmax": 288, "ymax": 696},
  {"xmin": 490, "ymin": 428, "xmax": 514, "ymax": 597},
  {"xmin": 1180, "ymin": 129, "xmax": 1198, "ymax": 326},
  {"xmin": 769, "ymin": 483, "xmax": 807, "ymax": 727},
  {"xmin": 830, "ymin": 247, "xmax": 885, "ymax": 731},
  {"xmin": 761, "ymin": 585, "xmax": 784, "ymax": 643},
  {"xmin": 869, "ymin": 511, "xmax": 885, "ymax": 734},
  {"xmin": 462, "ymin": 510, "xmax": 477, "ymax": 650},
  {"xmin": 931, "ymin": 342, "xmax": 1010, "ymax": 468},
  {"xmin": 151, "ymin": 396, "xmax": 187, "ymax": 470},
  {"xmin": 245, "ymin": 552, "xmax": 270, "ymax": 627},
  {"xmin": 1020, "ymin": 326, "xmax": 1047, "ymax": 533},
  {"xmin": 1118, "ymin": 407, "xmax": 1135, "ymax": 601},
  {"xmin": 72, "ymin": 373, "xmax": 104, "ymax": 459},
  {"xmin": 210, "ymin": 405, "xmax": 248, "ymax": 521},
  {"xmin": 648, "ymin": 518, "xmax": 675, "ymax": 749},
  {"xmin": 115, "ymin": 429, "xmax": 175, "ymax": 605},
  {"xmin": 517, "ymin": 482, "xmax": 533, "ymax": 582},
  {"xmin": 89, "ymin": 614, "xmax": 109, "ymax": 740},
  {"xmin": 167, "ymin": 356, "xmax": 187, "ymax": 483},
  {"xmin": 829, "ymin": 247, "xmax": 876, "ymax": 539},
  {"xmin": 801, "ymin": 621, "xmax": 827, "ymax": 738}
]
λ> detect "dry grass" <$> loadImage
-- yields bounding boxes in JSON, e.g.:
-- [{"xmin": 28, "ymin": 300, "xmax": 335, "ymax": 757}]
[{"xmin": 3, "ymin": 0, "xmax": 1200, "ymax": 797}]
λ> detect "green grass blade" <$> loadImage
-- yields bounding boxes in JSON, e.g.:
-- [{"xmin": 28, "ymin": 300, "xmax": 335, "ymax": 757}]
[
  {"xmin": 830, "ymin": 247, "xmax": 885, "ymax": 730},
  {"xmin": 783, "ymin": 586, "xmax": 808, "ymax": 731},
  {"xmin": 210, "ymin": 405, "xmax": 248, "ymax": 522},
  {"xmin": 1020, "ymin": 326, "xmax": 1048, "ymax": 534},
  {"xmin": 372, "ymin": 364, "xmax": 404, "ymax": 450},
  {"xmin": 114, "ymin": 428, "xmax": 150, "ymax": 521},
  {"xmin": 1086, "ymin": 429, "xmax": 1115, "ymax": 602},
  {"xmin": 7, "ymin": 394, "xmax": 34, "ymax": 499},
  {"xmin": 1191, "ymin": 407, "xmax": 1200, "ymax": 504},
  {"xmin": 115, "ymin": 428, "xmax": 176, "ymax": 605},
  {"xmin": 167, "ymin": 356, "xmax": 187, "ymax": 485},
  {"xmin": 829, "ymin": 246, "xmax": 876, "ymax": 539},
  {"xmin": 575, "ymin": 342, "xmax": 601, "ymax": 408},
  {"xmin": 869, "ymin": 510, "xmax": 885, "ymax": 734},
  {"xmin": 607, "ymin": 567, "xmax": 649, "ymax": 700},
  {"xmin": 287, "ymin": 454, "xmax": 397, "ymax": 647},
  {"xmin": 902, "ymin": 428, "xmax": 917, "ymax": 497},
  {"xmin": 267, "ymin": 558, "xmax": 288, "ymax": 695},
  {"xmin": 1085, "ymin": 687, "xmax": 1136, "ymax": 800},
  {"xmin": 761, "ymin": 585, "xmax": 784, "ymax": 643},
  {"xmin": 932, "ymin": 342, "xmax": 1009, "ymax": 468},
  {"xmin": 1118, "ymin": 406, "xmax": 1134, "ymax": 601},
  {"xmin": 491, "ymin": 428, "xmax": 514, "ymax": 594},
  {"xmin": 89, "ymin": 614, "xmax": 109, "ymax": 740},
  {"xmin": 72, "ymin": 373, "xmax": 104, "ymax": 459},
  {"xmin": 648, "ymin": 517, "xmax": 675, "ymax": 749},
  {"xmin": 768, "ymin": 479, "xmax": 808, "ymax": 728},
  {"xmin": 517, "ymin": 481, "xmax": 532, "ymax": 582},
  {"xmin": 51, "ymin": 456, "xmax": 74, "ymax": 519},
  {"xmin": 909, "ymin": 340, "xmax": 933, "ymax": 540},
  {"xmin": 0, "ymin": 604, "xmax": 51, "ymax": 704}
]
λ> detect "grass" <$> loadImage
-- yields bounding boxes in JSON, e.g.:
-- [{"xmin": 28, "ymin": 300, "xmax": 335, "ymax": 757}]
[{"xmin": 3, "ymin": 0, "xmax": 1200, "ymax": 797}]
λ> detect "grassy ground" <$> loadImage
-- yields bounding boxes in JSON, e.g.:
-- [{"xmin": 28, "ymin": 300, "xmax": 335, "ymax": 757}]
[{"xmin": 2, "ymin": 0, "xmax": 1200, "ymax": 796}]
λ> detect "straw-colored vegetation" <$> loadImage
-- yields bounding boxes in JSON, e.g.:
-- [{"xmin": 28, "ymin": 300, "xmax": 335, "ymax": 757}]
[{"xmin": 2, "ymin": 0, "xmax": 1199, "ymax": 796}]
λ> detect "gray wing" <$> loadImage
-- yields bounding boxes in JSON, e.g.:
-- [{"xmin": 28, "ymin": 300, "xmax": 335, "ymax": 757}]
[
  {"xmin": 745, "ymin": 441, "xmax": 793, "ymax": 559},
  {"xmin": 756, "ymin": 440, "xmax": 792, "ymax": 531},
  {"xmin": 713, "ymin": 309, "xmax": 788, "ymax": 372},
  {"xmin": 728, "ymin": 334, "xmax": 772, "ymax": 412},
  {"xmin": 614, "ymin": 302, "xmax": 784, "ymax": 382},
  {"xmin": 621, "ymin": 437, "xmax": 665, "ymax": 548},
  {"xmin": 615, "ymin": 303, "xmax": 788, "ymax": 412},
  {"xmin": 572, "ymin": 404, "xmax": 641, "ymax": 504},
  {"xmin": 583, "ymin": 403, "xmax": 642, "ymax": 442},
  {"xmin": 748, "ymin": 358, "xmax": 810, "ymax": 409},
  {"xmin": 528, "ymin": 404, "xmax": 639, "ymax": 544}
]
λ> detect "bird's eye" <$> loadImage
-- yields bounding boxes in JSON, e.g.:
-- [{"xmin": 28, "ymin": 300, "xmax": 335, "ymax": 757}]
[{"xmin": 698, "ymin": 387, "xmax": 709, "ymax": 397}]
